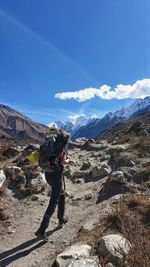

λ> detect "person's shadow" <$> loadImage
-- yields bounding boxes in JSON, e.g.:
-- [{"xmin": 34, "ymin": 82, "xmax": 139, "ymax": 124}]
[{"xmin": 0, "ymin": 227, "xmax": 60, "ymax": 267}]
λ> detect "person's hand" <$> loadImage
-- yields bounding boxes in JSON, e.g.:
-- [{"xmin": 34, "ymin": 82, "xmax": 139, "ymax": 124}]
[{"xmin": 61, "ymin": 153, "xmax": 69, "ymax": 165}]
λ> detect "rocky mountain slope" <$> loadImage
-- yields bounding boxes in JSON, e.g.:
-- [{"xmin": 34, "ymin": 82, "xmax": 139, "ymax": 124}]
[
  {"xmin": 0, "ymin": 104, "xmax": 49, "ymax": 142},
  {"xmin": 72, "ymin": 96, "xmax": 150, "ymax": 140},
  {"xmin": 0, "ymin": 110, "xmax": 150, "ymax": 267},
  {"xmin": 96, "ymin": 109, "xmax": 150, "ymax": 142}
]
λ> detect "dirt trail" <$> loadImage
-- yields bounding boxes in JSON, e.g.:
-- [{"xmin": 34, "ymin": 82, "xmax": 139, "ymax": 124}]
[{"xmin": 0, "ymin": 178, "xmax": 107, "ymax": 267}]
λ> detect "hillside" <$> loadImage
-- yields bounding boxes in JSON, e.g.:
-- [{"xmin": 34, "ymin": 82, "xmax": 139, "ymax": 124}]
[
  {"xmin": 0, "ymin": 104, "xmax": 49, "ymax": 142},
  {"xmin": 96, "ymin": 109, "xmax": 150, "ymax": 142}
]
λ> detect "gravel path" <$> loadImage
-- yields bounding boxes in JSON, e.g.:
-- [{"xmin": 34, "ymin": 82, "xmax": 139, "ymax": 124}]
[{"xmin": 0, "ymin": 178, "xmax": 106, "ymax": 267}]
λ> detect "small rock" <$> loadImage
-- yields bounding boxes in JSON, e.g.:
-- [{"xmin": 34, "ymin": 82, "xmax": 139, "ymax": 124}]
[
  {"xmin": 82, "ymin": 216, "xmax": 99, "ymax": 231},
  {"xmin": 67, "ymin": 258, "xmax": 100, "ymax": 267},
  {"xmin": 0, "ymin": 170, "xmax": 6, "ymax": 188},
  {"xmin": 73, "ymin": 190, "xmax": 93, "ymax": 202},
  {"xmin": 110, "ymin": 171, "xmax": 125, "ymax": 184},
  {"xmin": 91, "ymin": 166, "xmax": 111, "ymax": 178},
  {"xmin": 80, "ymin": 162, "xmax": 91, "ymax": 170},
  {"xmin": 32, "ymin": 195, "xmax": 39, "ymax": 201},
  {"xmin": 7, "ymin": 226, "xmax": 16, "ymax": 234}
]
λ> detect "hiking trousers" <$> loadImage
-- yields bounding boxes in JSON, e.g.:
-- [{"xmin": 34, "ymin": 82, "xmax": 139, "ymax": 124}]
[{"xmin": 39, "ymin": 171, "xmax": 65, "ymax": 234}]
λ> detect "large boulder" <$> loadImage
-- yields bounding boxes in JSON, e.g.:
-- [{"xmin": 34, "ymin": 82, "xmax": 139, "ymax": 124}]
[
  {"xmin": 96, "ymin": 180, "xmax": 129, "ymax": 203},
  {"xmin": 27, "ymin": 172, "xmax": 47, "ymax": 193},
  {"xmin": 4, "ymin": 166, "xmax": 23, "ymax": 181},
  {"xmin": 85, "ymin": 164, "xmax": 111, "ymax": 182},
  {"xmin": 54, "ymin": 243, "xmax": 92, "ymax": 267},
  {"xmin": 97, "ymin": 234, "xmax": 131, "ymax": 266}
]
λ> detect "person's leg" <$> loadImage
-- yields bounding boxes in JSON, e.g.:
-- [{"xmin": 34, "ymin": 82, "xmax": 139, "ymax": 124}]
[
  {"xmin": 57, "ymin": 175, "xmax": 68, "ymax": 227},
  {"xmin": 57, "ymin": 189, "xmax": 65, "ymax": 222},
  {"xmin": 37, "ymin": 172, "xmax": 62, "ymax": 235}
]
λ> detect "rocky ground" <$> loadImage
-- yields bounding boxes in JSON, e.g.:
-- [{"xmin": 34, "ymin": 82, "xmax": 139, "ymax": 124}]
[{"xmin": 0, "ymin": 122, "xmax": 150, "ymax": 267}]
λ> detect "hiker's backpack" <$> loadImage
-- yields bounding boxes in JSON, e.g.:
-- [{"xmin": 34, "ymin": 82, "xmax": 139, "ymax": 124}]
[
  {"xmin": 38, "ymin": 131, "xmax": 69, "ymax": 170},
  {"xmin": 38, "ymin": 136, "xmax": 56, "ymax": 169}
]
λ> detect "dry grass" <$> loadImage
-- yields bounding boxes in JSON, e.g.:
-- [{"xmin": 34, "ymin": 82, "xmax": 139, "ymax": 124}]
[
  {"xmin": 107, "ymin": 194, "xmax": 150, "ymax": 267},
  {"xmin": 74, "ymin": 194, "xmax": 150, "ymax": 266}
]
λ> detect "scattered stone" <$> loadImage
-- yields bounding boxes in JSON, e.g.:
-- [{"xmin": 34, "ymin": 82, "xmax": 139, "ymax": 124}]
[
  {"xmin": 80, "ymin": 162, "xmax": 91, "ymax": 170},
  {"xmin": 109, "ymin": 171, "xmax": 125, "ymax": 184},
  {"xmin": 71, "ymin": 171, "xmax": 86, "ymax": 181},
  {"xmin": 31, "ymin": 195, "xmax": 39, "ymax": 201},
  {"xmin": 128, "ymin": 160, "xmax": 135, "ymax": 167},
  {"xmin": 73, "ymin": 190, "xmax": 93, "ymax": 202},
  {"xmin": 7, "ymin": 226, "xmax": 16, "ymax": 234},
  {"xmin": 100, "ymin": 154, "xmax": 110, "ymax": 161}
]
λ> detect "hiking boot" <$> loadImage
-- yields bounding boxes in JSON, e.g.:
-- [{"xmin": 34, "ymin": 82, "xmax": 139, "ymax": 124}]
[
  {"xmin": 58, "ymin": 217, "xmax": 68, "ymax": 228},
  {"xmin": 34, "ymin": 229, "xmax": 49, "ymax": 242}
]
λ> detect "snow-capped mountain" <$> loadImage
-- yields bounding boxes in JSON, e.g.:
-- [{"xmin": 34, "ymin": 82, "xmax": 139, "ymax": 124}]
[
  {"xmin": 48, "ymin": 115, "xmax": 91, "ymax": 135},
  {"xmin": 72, "ymin": 96, "xmax": 150, "ymax": 139},
  {"xmin": 113, "ymin": 96, "xmax": 150, "ymax": 118}
]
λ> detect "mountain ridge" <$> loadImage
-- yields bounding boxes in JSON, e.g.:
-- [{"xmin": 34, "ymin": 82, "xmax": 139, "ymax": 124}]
[
  {"xmin": 72, "ymin": 96, "xmax": 150, "ymax": 139},
  {"xmin": 0, "ymin": 96, "xmax": 150, "ymax": 142},
  {"xmin": 0, "ymin": 104, "xmax": 49, "ymax": 142}
]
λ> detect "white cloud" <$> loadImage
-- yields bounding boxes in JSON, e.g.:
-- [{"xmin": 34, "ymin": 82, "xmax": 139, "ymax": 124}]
[{"xmin": 55, "ymin": 78, "xmax": 150, "ymax": 102}]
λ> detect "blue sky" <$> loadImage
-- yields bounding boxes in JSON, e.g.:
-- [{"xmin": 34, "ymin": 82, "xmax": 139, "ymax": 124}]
[{"xmin": 0, "ymin": 0, "xmax": 150, "ymax": 124}]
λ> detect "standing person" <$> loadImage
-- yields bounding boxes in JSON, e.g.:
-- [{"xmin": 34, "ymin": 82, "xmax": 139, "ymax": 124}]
[{"xmin": 35, "ymin": 130, "xmax": 70, "ymax": 242}]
